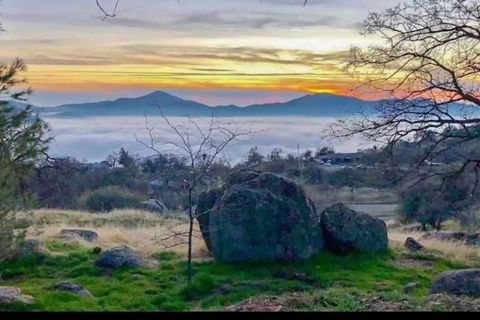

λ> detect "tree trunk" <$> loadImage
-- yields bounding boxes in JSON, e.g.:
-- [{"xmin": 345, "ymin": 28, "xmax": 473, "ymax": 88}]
[{"xmin": 187, "ymin": 188, "xmax": 194, "ymax": 286}]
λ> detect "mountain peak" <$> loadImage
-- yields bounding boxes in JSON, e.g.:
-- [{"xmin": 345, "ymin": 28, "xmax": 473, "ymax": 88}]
[{"xmin": 138, "ymin": 90, "xmax": 179, "ymax": 100}]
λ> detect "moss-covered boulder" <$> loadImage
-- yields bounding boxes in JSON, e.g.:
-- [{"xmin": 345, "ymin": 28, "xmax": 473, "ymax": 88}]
[
  {"xmin": 201, "ymin": 171, "xmax": 324, "ymax": 262},
  {"xmin": 431, "ymin": 269, "xmax": 480, "ymax": 296},
  {"xmin": 95, "ymin": 246, "xmax": 147, "ymax": 269},
  {"xmin": 196, "ymin": 189, "xmax": 224, "ymax": 252},
  {"xmin": 321, "ymin": 203, "xmax": 388, "ymax": 253}
]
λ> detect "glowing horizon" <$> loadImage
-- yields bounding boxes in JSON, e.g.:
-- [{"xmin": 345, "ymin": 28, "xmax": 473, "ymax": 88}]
[{"xmin": 0, "ymin": 0, "xmax": 397, "ymax": 106}]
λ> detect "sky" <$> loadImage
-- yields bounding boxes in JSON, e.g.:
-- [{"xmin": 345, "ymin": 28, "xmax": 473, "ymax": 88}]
[{"xmin": 0, "ymin": 0, "xmax": 398, "ymax": 106}]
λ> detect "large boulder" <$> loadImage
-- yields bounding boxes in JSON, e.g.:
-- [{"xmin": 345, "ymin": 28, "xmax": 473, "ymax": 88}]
[
  {"xmin": 320, "ymin": 203, "xmax": 388, "ymax": 253},
  {"xmin": 431, "ymin": 269, "xmax": 480, "ymax": 296},
  {"xmin": 202, "ymin": 171, "xmax": 324, "ymax": 262},
  {"xmin": 195, "ymin": 189, "xmax": 224, "ymax": 252},
  {"xmin": 95, "ymin": 246, "xmax": 147, "ymax": 269}
]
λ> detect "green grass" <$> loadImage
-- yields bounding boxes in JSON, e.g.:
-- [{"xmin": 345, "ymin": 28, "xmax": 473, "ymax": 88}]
[{"xmin": 0, "ymin": 242, "xmax": 472, "ymax": 311}]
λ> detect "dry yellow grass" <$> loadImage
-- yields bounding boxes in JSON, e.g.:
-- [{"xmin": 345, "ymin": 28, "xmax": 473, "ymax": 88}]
[
  {"xmin": 18, "ymin": 208, "xmax": 186, "ymax": 228},
  {"xmin": 21, "ymin": 209, "xmax": 209, "ymax": 259},
  {"xmin": 20, "ymin": 209, "xmax": 480, "ymax": 263},
  {"xmin": 389, "ymin": 229, "xmax": 480, "ymax": 263}
]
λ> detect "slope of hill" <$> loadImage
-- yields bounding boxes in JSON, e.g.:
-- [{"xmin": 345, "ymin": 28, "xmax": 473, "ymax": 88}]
[
  {"xmin": 38, "ymin": 91, "xmax": 378, "ymax": 118},
  {"xmin": 30, "ymin": 90, "xmax": 476, "ymax": 119}
]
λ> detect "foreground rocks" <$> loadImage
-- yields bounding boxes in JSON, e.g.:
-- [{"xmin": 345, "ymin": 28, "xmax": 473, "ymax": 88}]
[
  {"xmin": 196, "ymin": 189, "xmax": 224, "ymax": 252},
  {"xmin": 58, "ymin": 229, "xmax": 98, "ymax": 242},
  {"xmin": 320, "ymin": 203, "xmax": 388, "ymax": 253},
  {"xmin": 0, "ymin": 287, "xmax": 35, "ymax": 305},
  {"xmin": 404, "ymin": 237, "xmax": 424, "ymax": 252},
  {"xmin": 420, "ymin": 231, "xmax": 480, "ymax": 247},
  {"xmin": 199, "ymin": 171, "xmax": 324, "ymax": 262},
  {"xmin": 197, "ymin": 171, "xmax": 391, "ymax": 261},
  {"xmin": 52, "ymin": 282, "xmax": 92, "ymax": 298},
  {"xmin": 95, "ymin": 246, "xmax": 148, "ymax": 269},
  {"xmin": 431, "ymin": 269, "xmax": 480, "ymax": 296}
]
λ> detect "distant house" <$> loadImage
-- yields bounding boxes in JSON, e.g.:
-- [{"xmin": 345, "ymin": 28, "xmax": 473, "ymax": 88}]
[
  {"xmin": 149, "ymin": 177, "xmax": 185, "ymax": 190},
  {"xmin": 424, "ymin": 161, "xmax": 444, "ymax": 167},
  {"xmin": 149, "ymin": 175, "xmax": 218, "ymax": 191},
  {"xmin": 83, "ymin": 161, "xmax": 110, "ymax": 171},
  {"xmin": 315, "ymin": 153, "xmax": 362, "ymax": 165}
]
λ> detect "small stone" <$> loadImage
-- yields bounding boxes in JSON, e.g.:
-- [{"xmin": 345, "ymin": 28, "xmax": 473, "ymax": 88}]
[
  {"xmin": 52, "ymin": 282, "xmax": 93, "ymax": 298},
  {"xmin": 59, "ymin": 229, "xmax": 98, "ymax": 242},
  {"xmin": 404, "ymin": 282, "xmax": 421, "ymax": 294},
  {"xmin": 0, "ymin": 287, "xmax": 35, "ymax": 305},
  {"xmin": 404, "ymin": 237, "xmax": 424, "ymax": 252},
  {"xmin": 15, "ymin": 294, "xmax": 36, "ymax": 305},
  {"xmin": 95, "ymin": 246, "xmax": 148, "ymax": 269}
]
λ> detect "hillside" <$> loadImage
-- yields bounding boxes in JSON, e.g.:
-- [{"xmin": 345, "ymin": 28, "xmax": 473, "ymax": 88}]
[{"xmin": 37, "ymin": 91, "xmax": 378, "ymax": 118}]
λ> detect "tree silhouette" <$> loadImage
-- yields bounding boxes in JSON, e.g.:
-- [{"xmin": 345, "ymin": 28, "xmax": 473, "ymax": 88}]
[{"xmin": 330, "ymin": 0, "xmax": 480, "ymax": 197}]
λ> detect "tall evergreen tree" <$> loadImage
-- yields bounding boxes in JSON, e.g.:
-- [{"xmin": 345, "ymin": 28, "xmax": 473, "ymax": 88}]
[{"xmin": 0, "ymin": 59, "xmax": 51, "ymax": 260}]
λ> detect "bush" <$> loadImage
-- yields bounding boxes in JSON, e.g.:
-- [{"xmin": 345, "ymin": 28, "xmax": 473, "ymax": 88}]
[
  {"xmin": 79, "ymin": 186, "xmax": 144, "ymax": 213},
  {"xmin": 399, "ymin": 178, "xmax": 471, "ymax": 230}
]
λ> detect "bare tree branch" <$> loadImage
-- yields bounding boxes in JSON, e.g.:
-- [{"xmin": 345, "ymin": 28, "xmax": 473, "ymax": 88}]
[
  {"xmin": 328, "ymin": 0, "xmax": 480, "ymax": 197},
  {"xmin": 137, "ymin": 105, "xmax": 255, "ymax": 285},
  {"xmin": 96, "ymin": 0, "xmax": 119, "ymax": 20}
]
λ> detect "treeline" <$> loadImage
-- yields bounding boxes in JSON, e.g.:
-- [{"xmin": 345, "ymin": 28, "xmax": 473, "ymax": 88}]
[{"xmin": 23, "ymin": 145, "xmax": 400, "ymax": 211}]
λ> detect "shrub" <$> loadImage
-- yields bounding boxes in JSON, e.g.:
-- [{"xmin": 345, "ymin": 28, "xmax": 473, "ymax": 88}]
[
  {"xmin": 399, "ymin": 178, "xmax": 471, "ymax": 230},
  {"xmin": 79, "ymin": 186, "xmax": 144, "ymax": 213}
]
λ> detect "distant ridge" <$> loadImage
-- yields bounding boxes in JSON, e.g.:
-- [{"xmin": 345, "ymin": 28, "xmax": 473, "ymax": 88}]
[
  {"xmin": 33, "ymin": 90, "xmax": 471, "ymax": 119},
  {"xmin": 37, "ymin": 91, "xmax": 378, "ymax": 118}
]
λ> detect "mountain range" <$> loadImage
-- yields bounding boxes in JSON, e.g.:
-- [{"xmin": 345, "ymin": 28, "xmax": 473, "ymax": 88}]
[
  {"xmin": 7, "ymin": 90, "xmax": 473, "ymax": 118},
  {"xmin": 35, "ymin": 91, "xmax": 379, "ymax": 118}
]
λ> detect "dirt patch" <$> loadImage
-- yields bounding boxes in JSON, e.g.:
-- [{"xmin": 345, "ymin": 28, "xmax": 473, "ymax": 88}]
[
  {"xmin": 224, "ymin": 296, "xmax": 285, "ymax": 312},
  {"xmin": 224, "ymin": 293, "xmax": 314, "ymax": 312},
  {"xmin": 428, "ymin": 294, "xmax": 480, "ymax": 311},
  {"xmin": 393, "ymin": 258, "xmax": 434, "ymax": 269},
  {"xmin": 361, "ymin": 296, "xmax": 410, "ymax": 311}
]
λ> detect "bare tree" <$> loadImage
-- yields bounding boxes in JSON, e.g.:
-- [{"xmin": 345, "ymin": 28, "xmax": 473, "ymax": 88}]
[
  {"xmin": 329, "ymin": 0, "xmax": 480, "ymax": 196},
  {"xmin": 136, "ymin": 105, "xmax": 253, "ymax": 285},
  {"xmin": 96, "ymin": 0, "xmax": 119, "ymax": 20}
]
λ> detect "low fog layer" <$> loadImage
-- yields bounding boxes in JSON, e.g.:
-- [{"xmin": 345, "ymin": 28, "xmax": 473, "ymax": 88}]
[{"xmin": 45, "ymin": 116, "xmax": 371, "ymax": 162}]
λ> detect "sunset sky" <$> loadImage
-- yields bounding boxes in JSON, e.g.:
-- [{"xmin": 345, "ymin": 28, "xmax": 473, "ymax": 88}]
[{"xmin": 0, "ymin": 0, "xmax": 397, "ymax": 106}]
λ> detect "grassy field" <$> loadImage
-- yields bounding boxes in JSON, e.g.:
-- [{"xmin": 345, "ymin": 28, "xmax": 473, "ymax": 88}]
[{"xmin": 1, "ymin": 209, "xmax": 479, "ymax": 311}]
